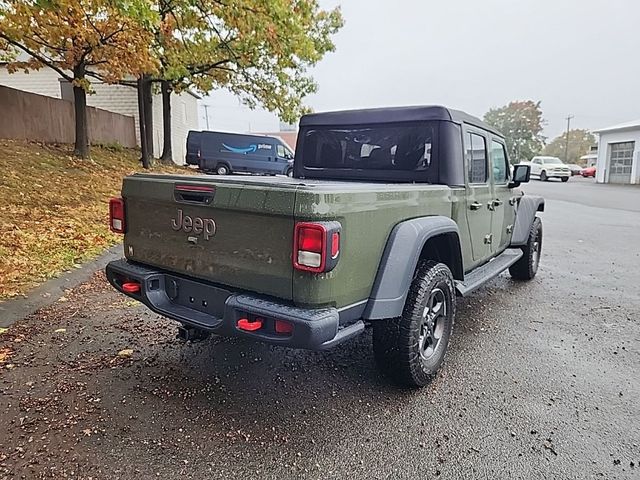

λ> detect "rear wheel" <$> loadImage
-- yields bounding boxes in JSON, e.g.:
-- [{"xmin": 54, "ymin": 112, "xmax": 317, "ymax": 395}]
[
  {"xmin": 540, "ymin": 170, "xmax": 548, "ymax": 181},
  {"xmin": 509, "ymin": 217, "xmax": 542, "ymax": 280},
  {"xmin": 373, "ymin": 261, "xmax": 455, "ymax": 388},
  {"xmin": 216, "ymin": 164, "xmax": 230, "ymax": 175},
  {"xmin": 286, "ymin": 168, "xmax": 294, "ymax": 178}
]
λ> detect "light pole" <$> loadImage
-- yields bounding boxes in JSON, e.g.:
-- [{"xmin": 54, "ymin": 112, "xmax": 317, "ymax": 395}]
[{"xmin": 564, "ymin": 114, "xmax": 574, "ymax": 163}]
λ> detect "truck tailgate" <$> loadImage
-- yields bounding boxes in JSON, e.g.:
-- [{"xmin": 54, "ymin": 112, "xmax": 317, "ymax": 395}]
[{"xmin": 121, "ymin": 174, "xmax": 297, "ymax": 300}]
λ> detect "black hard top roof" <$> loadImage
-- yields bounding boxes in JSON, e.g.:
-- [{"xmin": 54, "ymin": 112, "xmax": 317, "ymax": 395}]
[{"xmin": 300, "ymin": 105, "xmax": 503, "ymax": 138}]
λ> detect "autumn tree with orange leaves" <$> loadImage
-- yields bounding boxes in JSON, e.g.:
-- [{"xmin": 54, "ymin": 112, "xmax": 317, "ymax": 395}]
[
  {"xmin": 0, "ymin": 1, "xmax": 157, "ymax": 158},
  {"xmin": 151, "ymin": 0, "xmax": 343, "ymax": 163}
]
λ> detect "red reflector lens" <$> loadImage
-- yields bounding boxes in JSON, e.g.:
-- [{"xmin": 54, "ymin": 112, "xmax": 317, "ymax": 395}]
[
  {"xmin": 109, "ymin": 197, "xmax": 125, "ymax": 233},
  {"xmin": 121, "ymin": 282, "xmax": 140, "ymax": 293},
  {"xmin": 298, "ymin": 226, "xmax": 323, "ymax": 253},
  {"xmin": 331, "ymin": 232, "xmax": 340, "ymax": 258},
  {"xmin": 237, "ymin": 318, "xmax": 263, "ymax": 331},
  {"xmin": 275, "ymin": 320, "xmax": 294, "ymax": 334}
]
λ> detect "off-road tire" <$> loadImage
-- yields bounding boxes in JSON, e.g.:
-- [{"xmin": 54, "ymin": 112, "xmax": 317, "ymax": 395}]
[
  {"xmin": 509, "ymin": 216, "xmax": 542, "ymax": 280},
  {"xmin": 540, "ymin": 170, "xmax": 548, "ymax": 181},
  {"xmin": 216, "ymin": 164, "xmax": 230, "ymax": 175},
  {"xmin": 373, "ymin": 261, "xmax": 456, "ymax": 388},
  {"xmin": 561, "ymin": 177, "xmax": 569, "ymax": 182}
]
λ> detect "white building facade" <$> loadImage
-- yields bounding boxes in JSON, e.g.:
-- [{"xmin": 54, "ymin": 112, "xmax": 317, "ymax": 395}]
[
  {"xmin": 594, "ymin": 120, "xmax": 640, "ymax": 184},
  {"xmin": 0, "ymin": 66, "xmax": 199, "ymax": 164}
]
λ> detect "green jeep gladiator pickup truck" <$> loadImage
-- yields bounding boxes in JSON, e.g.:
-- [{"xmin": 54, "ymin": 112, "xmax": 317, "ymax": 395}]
[{"xmin": 106, "ymin": 106, "xmax": 543, "ymax": 387}]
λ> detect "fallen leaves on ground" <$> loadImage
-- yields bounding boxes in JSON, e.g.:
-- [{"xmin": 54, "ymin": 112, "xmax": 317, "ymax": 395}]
[
  {"xmin": 0, "ymin": 139, "xmax": 191, "ymax": 299},
  {"xmin": 0, "ymin": 346, "xmax": 14, "ymax": 363}
]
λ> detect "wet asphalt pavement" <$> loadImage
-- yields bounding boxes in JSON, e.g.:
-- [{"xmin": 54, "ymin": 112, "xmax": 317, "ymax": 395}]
[{"xmin": 1, "ymin": 177, "xmax": 639, "ymax": 479}]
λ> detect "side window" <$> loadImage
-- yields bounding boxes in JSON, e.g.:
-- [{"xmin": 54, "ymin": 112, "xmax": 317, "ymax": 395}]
[
  {"xmin": 276, "ymin": 144, "xmax": 285, "ymax": 158},
  {"xmin": 467, "ymin": 133, "xmax": 487, "ymax": 183},
  {"xmin": 491, "ymin": 140, "xmax": 509, "ymax": 183}
]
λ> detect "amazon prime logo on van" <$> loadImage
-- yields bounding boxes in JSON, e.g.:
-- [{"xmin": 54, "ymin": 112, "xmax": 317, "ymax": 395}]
[
  {"xmin": 171, "ymin": 209, "xmax": 216, "ymax": 240},
  {"xmin": 222, "ymin": 143, "xmax": 272, "ymax": 154}
]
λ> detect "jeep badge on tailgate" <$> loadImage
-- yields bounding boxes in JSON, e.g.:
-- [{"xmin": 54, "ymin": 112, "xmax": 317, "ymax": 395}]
[{"xmin": 171, "ymin": 209, "xmax": 216, "ymax": 240}]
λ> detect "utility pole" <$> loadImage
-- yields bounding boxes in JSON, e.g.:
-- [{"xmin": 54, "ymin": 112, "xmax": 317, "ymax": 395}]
[
  {"xmin": 564, "ymin": 114, "xmax": 574, "ymax": 163},
  {"xmin": 203, "ymin": 104, "xmax": 211, "ymax": 130}
]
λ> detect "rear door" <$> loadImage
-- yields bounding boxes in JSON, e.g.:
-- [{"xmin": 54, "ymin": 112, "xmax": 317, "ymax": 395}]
[
  {"xmin": 464, "ymin": 129, "xmax": 494, "ymax": 265},
  {"xmin": 489, "ymin": 138, "xmax": 516, "ymax": 253},
  {"xmin": 185, "ymin": 131, "xmax": 201, "ymax": 165},
  {"xmin": 121, "ymin": 175, "xmax": 297, "ymax": 300}
]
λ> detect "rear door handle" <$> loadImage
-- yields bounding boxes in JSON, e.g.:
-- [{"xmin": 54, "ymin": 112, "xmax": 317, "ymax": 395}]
[
  {"xmin": 492, "ymin": 199, "xmax": 503, "ymax": 207},
  {"xmin": 470, "ymin": 201, "xmax": 482, "ymax": 211}
]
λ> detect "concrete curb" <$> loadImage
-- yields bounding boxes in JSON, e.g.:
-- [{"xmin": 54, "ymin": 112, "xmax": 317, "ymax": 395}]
[{"xmin": 0, "ymin": 244, "xmax": 123, "ymax": 328}]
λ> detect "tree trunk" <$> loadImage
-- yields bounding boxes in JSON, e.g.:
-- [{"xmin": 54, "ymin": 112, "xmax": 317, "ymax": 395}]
[
  {"xmin": 142, "ymin": 75, "xmax": 154, "ymax": 158},
  {"xmin": 137, "ymin": 77, "xmax": 150, "ymax": 169},
  {"xmin": 159, "ymin": 80, "xmax": 173, "ymax": 164},
  {"xmin": 72, "ymin": 66, "xmax": 89, "ymax": 158}
]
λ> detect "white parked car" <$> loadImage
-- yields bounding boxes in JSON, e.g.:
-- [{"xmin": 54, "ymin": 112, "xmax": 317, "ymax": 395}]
[{"xmin": 529, "ymin": 156, "xmax": 571, "ymax": 182}]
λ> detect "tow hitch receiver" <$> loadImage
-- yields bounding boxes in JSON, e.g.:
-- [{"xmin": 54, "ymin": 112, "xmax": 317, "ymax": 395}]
[{"xmin": 176, "ymin": 325, "xmax": 210, "ymax": 342}]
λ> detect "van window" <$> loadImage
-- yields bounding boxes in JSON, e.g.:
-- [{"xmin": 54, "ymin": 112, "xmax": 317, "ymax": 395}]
[{"xmin": 276, "ymin": 144, "xmax": 285, "ymax": 157}]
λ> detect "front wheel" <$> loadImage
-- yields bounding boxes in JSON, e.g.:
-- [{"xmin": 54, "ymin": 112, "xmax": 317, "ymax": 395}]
[
  {"xmin": 216, "ymin": 164, "xmax": 230, "ymax": 175},
  {"xmin": 561, "ymin": 177, "xmax": 569, "ymax": 182},
  {"xmin": 286, "ymin": 168, "xmax": 294, "ymax": 178},
  {"xmin": 509, "ymin": 217, "xmax": 542, "ymax": 280},
  {"xmin": 373, "ymin": 261, "xmax": 456, "ymax": 388},
  {"xmin": 540, "ymin": 170, "xmax": 548, "ymax": 181}
]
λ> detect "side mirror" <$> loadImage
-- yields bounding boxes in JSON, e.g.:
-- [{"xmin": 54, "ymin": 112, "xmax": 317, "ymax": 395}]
[{"xmin": 509, "ymin": 164, "xmax": 530, "ymax": 188}]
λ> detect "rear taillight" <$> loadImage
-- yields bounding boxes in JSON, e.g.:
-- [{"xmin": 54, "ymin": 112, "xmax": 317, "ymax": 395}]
[
  {"xmin": 293, "ymin": 222, "xmax": 341, "ymax": 273},
  {"xmin": 109, "ymin": 197, "xmax": 125, "ymax": 233}
]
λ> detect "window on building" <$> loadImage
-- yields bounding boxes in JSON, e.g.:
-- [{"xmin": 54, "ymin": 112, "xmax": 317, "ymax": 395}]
[
  {"xmin": 59, "ymin": 79, "xmax": 74, "ymax": 102},
  {"xmin": 467, "ymin": 133, "xmax": 487, "ymax": 183},
  {"xmin": 491, "ymin": 140, "xmax": 509, "ymax": 183},
  {"xmin": 181, "ymin": 102, "xmax": 187, "ymax": 123}
]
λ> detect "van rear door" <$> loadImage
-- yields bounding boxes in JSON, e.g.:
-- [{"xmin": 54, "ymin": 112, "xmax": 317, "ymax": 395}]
[{"xmin": 185, "ymin": 131, "xmax": 201, "ymax": 165}]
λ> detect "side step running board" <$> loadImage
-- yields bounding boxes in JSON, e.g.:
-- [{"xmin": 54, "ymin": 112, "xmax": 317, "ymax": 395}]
[{"xmin": 455, "ymin": 248, "xmax": 523, "ymax": 297}]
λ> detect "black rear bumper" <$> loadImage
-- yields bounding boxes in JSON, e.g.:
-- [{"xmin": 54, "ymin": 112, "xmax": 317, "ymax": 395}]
[{"xmin": 105, "ymin": 259, "xmax": 363, "ymax": 350}]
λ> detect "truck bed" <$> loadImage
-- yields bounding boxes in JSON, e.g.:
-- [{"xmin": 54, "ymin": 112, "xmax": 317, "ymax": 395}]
[{"xmin": 121, "ymin": 173, "xmax": 457, "ymax": 308}]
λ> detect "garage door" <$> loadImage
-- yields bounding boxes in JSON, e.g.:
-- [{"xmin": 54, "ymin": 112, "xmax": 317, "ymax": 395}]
[{"xmin": 608, "ymin": 142, "xmax": 634, "ymax": 183}]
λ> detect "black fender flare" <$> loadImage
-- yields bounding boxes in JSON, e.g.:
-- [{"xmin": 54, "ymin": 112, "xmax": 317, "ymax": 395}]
[
  {"xmin": 363, "ymin": 216, "xmax": 463, "ymax": 320},
  {"xmin": 510, "ymin": 195, "xmax": 545, "ymax": 247}
]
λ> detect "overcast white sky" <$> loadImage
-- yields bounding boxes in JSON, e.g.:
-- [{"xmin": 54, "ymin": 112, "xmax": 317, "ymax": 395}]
[{"xmin": 200, "ymin": 0, "xmax": 640, "ymax": 140}]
